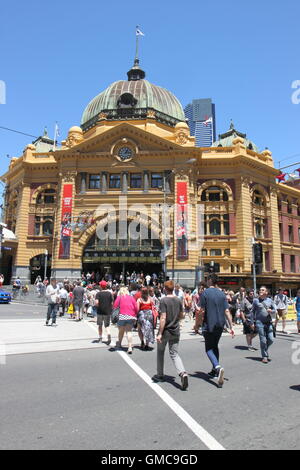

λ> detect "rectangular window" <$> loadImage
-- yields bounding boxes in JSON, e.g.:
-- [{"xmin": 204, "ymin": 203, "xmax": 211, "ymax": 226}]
[
  {"xmin": 201, "ymin": 249, "xmax": 207, "ymax": 256},
  {"xmin": 279, "ymin": 223, "xmax": 283, "ymax": 240},
  {"xmin": 210, "ymin": 249, "xmax": 222, "ymax": 256},
  {"xmin": 151, "ymin": 173, "xmax": 163, "ymax": 189},
  {"xmin": 291, "ymin": 255, "xmax": 296, "ymax": 273},
  {"xmin": 130, "ymin": 173, "xmax": 142, "ymax": 188},
  {"xmin": 224, "ymin": 249, "xmax": 230, "ymax": 255},
  {"xmin": 288, "ymin": 225, "xmax": 294, "ymax": 243},
  {"xmin": 34, "ymin": 223, "xmax": 40, "ymax": 236},
  {"xmin": 89, "ymin": 175, "xmax": 100, "ymax": 189},
  {"xmin": 109, "ymin": 174, "xmax": 121, "ymax": 189},
  {"xmin": 281, "ymin": 253, "xmax": 285, "ymax": 272}
]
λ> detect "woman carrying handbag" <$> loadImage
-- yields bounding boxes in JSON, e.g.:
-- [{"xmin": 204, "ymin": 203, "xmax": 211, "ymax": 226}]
[{"xmin": 113, "ymin": 287, "xmax": 138, "ymax": 354}]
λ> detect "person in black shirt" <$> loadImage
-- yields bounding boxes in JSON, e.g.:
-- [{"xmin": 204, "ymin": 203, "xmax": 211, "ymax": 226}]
[
  {"xmin": 95, "ymin": 281, "xmax": 113, "ymax": 344},
  {"xmin": 195, "ymin": 274, "xmax": 234, "ymax": 388}
]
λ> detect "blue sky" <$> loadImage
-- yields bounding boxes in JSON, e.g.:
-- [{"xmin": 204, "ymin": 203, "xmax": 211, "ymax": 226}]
[{"xmin": 1, "ymin": 0, "xmax": 300, "ymax": 177}]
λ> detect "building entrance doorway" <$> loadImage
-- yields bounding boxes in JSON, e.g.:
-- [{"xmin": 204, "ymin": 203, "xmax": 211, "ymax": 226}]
[
  {"xmin": 82, "ymin": 226, "xmax": 164, "ymax": 283},
  {"xmin": 82, "ymin": 261, "xmax": 164, "ymax": 283}
]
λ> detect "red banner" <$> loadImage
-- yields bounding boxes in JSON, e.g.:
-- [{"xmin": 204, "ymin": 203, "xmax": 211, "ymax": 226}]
[
  {"xmin": 59, "ymin": 184, "xmax": 73, "ymax": 259},
  {"xmin": 176, "ymin": 181, "xmax": 188, "ymax": 260}
]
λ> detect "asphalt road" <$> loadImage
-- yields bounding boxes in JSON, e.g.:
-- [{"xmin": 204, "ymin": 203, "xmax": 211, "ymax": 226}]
[
  {"xmin": 0, "ymin": 303, "xmax": 299, "ymax": 450},
  {"xmin": 0, "ymin": 301, "xmax": 47, "ymax": 319}
]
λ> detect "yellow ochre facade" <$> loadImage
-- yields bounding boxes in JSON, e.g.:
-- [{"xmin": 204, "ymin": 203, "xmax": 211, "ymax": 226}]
[{"xmin": 2, "ymin": 59, "xmax": 300, "ymax": 291}]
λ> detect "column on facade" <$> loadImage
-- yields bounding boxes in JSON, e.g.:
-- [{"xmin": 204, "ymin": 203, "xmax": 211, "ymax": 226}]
[
  {"xmin": 269, "ymin": 187, "xmax": 283, "ymax": 272},
  {"xmin": 122, "ymin": 172, "xmax": 128, "ymax": 194},
  {"xmin": 13, "ymin": 183, "xmax": 31, "ymax": 281},
  {"xmin": 143, "ymin": 171, "xmax": 149, "ymax": 193},
  {"xmin": 164, "ymin": 170, "xmax": 171, "ymax": 194},
  {"xmin": 101, "ymin": 172, "xmax": 108, "ymax": 194},
  {"xmin": 80, "ymin": 172, "xmax": 87, "ymax": 193},
  {"xmin": 235, "ymin": 178, "xmax": 253, "ymax": 273}
]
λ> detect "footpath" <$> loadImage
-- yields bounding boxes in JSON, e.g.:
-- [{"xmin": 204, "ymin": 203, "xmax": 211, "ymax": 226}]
[{"xmin": 0, "ymin": 312, "xmax": 298, "ymax": 357}]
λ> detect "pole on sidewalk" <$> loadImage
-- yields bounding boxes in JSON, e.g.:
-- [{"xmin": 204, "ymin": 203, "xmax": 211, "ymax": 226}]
[
  {"xmin": 252, "ymin": 238, "xmax": 257, "ymax": 295},
  {"xmin": 44, "ymin": 249, "xmax": 48, "ymax": 281}
]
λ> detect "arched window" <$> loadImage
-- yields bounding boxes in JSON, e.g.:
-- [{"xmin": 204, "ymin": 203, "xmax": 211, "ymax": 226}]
[{"xmin": 201, "ymin": 186, "xmax": 229, "ymax": 202}]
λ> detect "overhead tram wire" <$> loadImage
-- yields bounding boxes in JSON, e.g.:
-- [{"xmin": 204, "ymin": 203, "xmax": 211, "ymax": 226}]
[
  {"xmin": 277, "ymin": 152, "xmax": 300, "ymax": 168},
  {"xmin": 0, "ymin": 126, "xmax": 38, "ymax": 139}
]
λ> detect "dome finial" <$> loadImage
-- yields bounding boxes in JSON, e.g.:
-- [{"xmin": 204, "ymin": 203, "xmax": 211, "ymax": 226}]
[
  {"xmin": 127, "ymin": 26, "xmax": 146, "ymax": 81},
  {"xmin": 230, "ymin": 119, "xmax": 235, "ymax": 130}
]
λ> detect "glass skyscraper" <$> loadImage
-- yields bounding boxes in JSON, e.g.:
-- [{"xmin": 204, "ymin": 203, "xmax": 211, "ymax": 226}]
[{"xmin": 184, "ymin": 98, "xmax": 216, "ymax": 147}]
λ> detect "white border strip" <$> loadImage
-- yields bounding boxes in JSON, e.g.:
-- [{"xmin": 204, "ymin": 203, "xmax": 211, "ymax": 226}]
[{"xmin": 119, "ymin": 351, "xmax": 225, "ymax": 451}]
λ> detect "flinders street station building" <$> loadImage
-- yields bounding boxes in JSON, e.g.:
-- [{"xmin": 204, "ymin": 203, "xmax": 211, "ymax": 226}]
[{"xmin": 2, "ymin": 57, "xmax": 300, "ymax": 291}]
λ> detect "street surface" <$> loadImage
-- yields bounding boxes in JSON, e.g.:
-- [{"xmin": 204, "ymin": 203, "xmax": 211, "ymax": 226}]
[{"xmin": 0, "ymin": 302, "xmax": 299, "ymax": 450}]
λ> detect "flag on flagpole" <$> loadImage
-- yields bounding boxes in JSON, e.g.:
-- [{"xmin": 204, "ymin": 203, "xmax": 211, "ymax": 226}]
[{"xmin": 136, "ymin": 27, "xmax": 145, "ymax": 36}]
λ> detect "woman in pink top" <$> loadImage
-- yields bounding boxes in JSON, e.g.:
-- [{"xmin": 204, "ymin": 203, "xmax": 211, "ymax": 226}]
[{"xmin": 113, "ymin": 287, "xmax": 138, "ymax": 354}]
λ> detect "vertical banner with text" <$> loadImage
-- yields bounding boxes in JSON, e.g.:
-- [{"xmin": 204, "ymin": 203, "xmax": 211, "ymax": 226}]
[
  {"xmin": 59, "ymin": 184, "xmax": 73, "ymax": 259},
  {"xmin": 176, "ymin": 181, "xmax": 188, "ymax": 260}
]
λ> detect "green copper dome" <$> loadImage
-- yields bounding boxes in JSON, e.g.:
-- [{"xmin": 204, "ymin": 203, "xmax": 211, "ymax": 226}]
[
  {"xmin": 212, "ymin": 121, "xmax": 259, "ymax": 153},
  {"xmin": 81, "ymin": 74, "xmax": 186, "ymax": 129}
]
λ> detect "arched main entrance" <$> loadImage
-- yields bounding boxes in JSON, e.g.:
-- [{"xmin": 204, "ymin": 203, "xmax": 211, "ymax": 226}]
[{"xmin": 82, "ymin": 220, "xmax": 164, "ymax": 282}]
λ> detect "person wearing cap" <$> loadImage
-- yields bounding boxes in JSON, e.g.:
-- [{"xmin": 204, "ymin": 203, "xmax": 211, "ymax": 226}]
[{"xmin": 95, "ymin": 281, "xmax": 114, "ymax": 344}]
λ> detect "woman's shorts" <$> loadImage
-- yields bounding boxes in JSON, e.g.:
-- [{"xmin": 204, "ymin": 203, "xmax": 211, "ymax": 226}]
[{"xmin": 118, "ymin": 319, "xmax": 135, "ymax": 327}]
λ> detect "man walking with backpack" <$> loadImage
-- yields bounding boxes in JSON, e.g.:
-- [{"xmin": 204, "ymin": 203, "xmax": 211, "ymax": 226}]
[{"xmin": 194, "ymin": 274, "xmax": 234, "ymax": 388}]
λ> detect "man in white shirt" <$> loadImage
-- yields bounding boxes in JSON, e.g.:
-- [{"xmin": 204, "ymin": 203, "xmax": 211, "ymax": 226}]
[
  {"xmin": 59, "ymin": 285, "xmax": 68, "ymax": 316},
  {"xmin": 45, "ymin": 279, "xmax": 60, "ymax": 326},
  {"xmin": 274, "ymin": 288, "xmax": 289, "ymax": 334}
]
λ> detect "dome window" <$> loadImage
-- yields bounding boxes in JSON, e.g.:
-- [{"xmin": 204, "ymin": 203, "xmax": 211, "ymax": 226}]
[{"xmin": 117, "ymin": 93, "xmax": 137, "ymax": 108}]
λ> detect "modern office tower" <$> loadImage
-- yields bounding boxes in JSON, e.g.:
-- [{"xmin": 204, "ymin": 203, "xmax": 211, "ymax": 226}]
[{"xmin": 184, "ymin": 98, "xmax": 216, "ymax": 147}]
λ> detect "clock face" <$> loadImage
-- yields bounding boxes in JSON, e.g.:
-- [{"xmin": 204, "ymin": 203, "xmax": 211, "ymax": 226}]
[{"xmin": 118, "ymin": 146, "xmax": 133, "ymax": 161}]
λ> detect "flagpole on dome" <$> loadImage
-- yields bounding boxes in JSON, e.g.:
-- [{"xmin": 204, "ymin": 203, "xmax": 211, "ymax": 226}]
[
  {"xmin": 53, "ymin": 122, "xmax": 60, "ymax": 151},
  {"xmin": 135, "ymin": 26, "xmax": 145, "ymax": 64}
]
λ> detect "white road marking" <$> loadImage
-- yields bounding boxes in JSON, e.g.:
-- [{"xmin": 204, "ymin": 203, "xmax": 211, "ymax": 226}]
[{"xmin": 85, "ymin": 319, "xmax": 225, "ymax": 451}]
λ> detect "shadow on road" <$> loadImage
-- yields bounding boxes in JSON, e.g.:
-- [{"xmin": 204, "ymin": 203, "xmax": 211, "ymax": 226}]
[
  {"xmin": 289, "ymin": 385, "xmax": 300, "ymax": 392},
  {"xmin": 189, "ymin": 371, "xmax": 221, "ymax": 388},
  {"xmin": 244, "ymin": 356, "xmax": 264, "ymax": 362}
]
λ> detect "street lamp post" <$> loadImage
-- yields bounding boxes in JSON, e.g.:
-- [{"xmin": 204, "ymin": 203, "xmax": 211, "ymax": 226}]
[
  {"xmin": 44, "ymin": 249, "xmax": 48, "ymax": 281},
  {"xmin": 252, "ymin": 238, "xmax": 257, "ymax": 295}
]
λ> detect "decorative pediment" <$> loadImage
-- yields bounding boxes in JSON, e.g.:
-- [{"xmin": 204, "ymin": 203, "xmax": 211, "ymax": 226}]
[{"xmin": 58, "ymin": 123, "xmax": 196, "ymax": 157}]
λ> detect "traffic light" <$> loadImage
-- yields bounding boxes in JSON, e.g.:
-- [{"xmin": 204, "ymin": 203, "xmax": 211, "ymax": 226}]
[{"xmin": 253, "ymin": 243, "xmax": 263, "ymax": 264}]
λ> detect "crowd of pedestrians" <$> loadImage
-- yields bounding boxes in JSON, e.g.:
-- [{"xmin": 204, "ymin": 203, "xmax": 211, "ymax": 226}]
[{"xmin": 38, "ymin": 270, "xmax": 300, "ymax": 391}]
